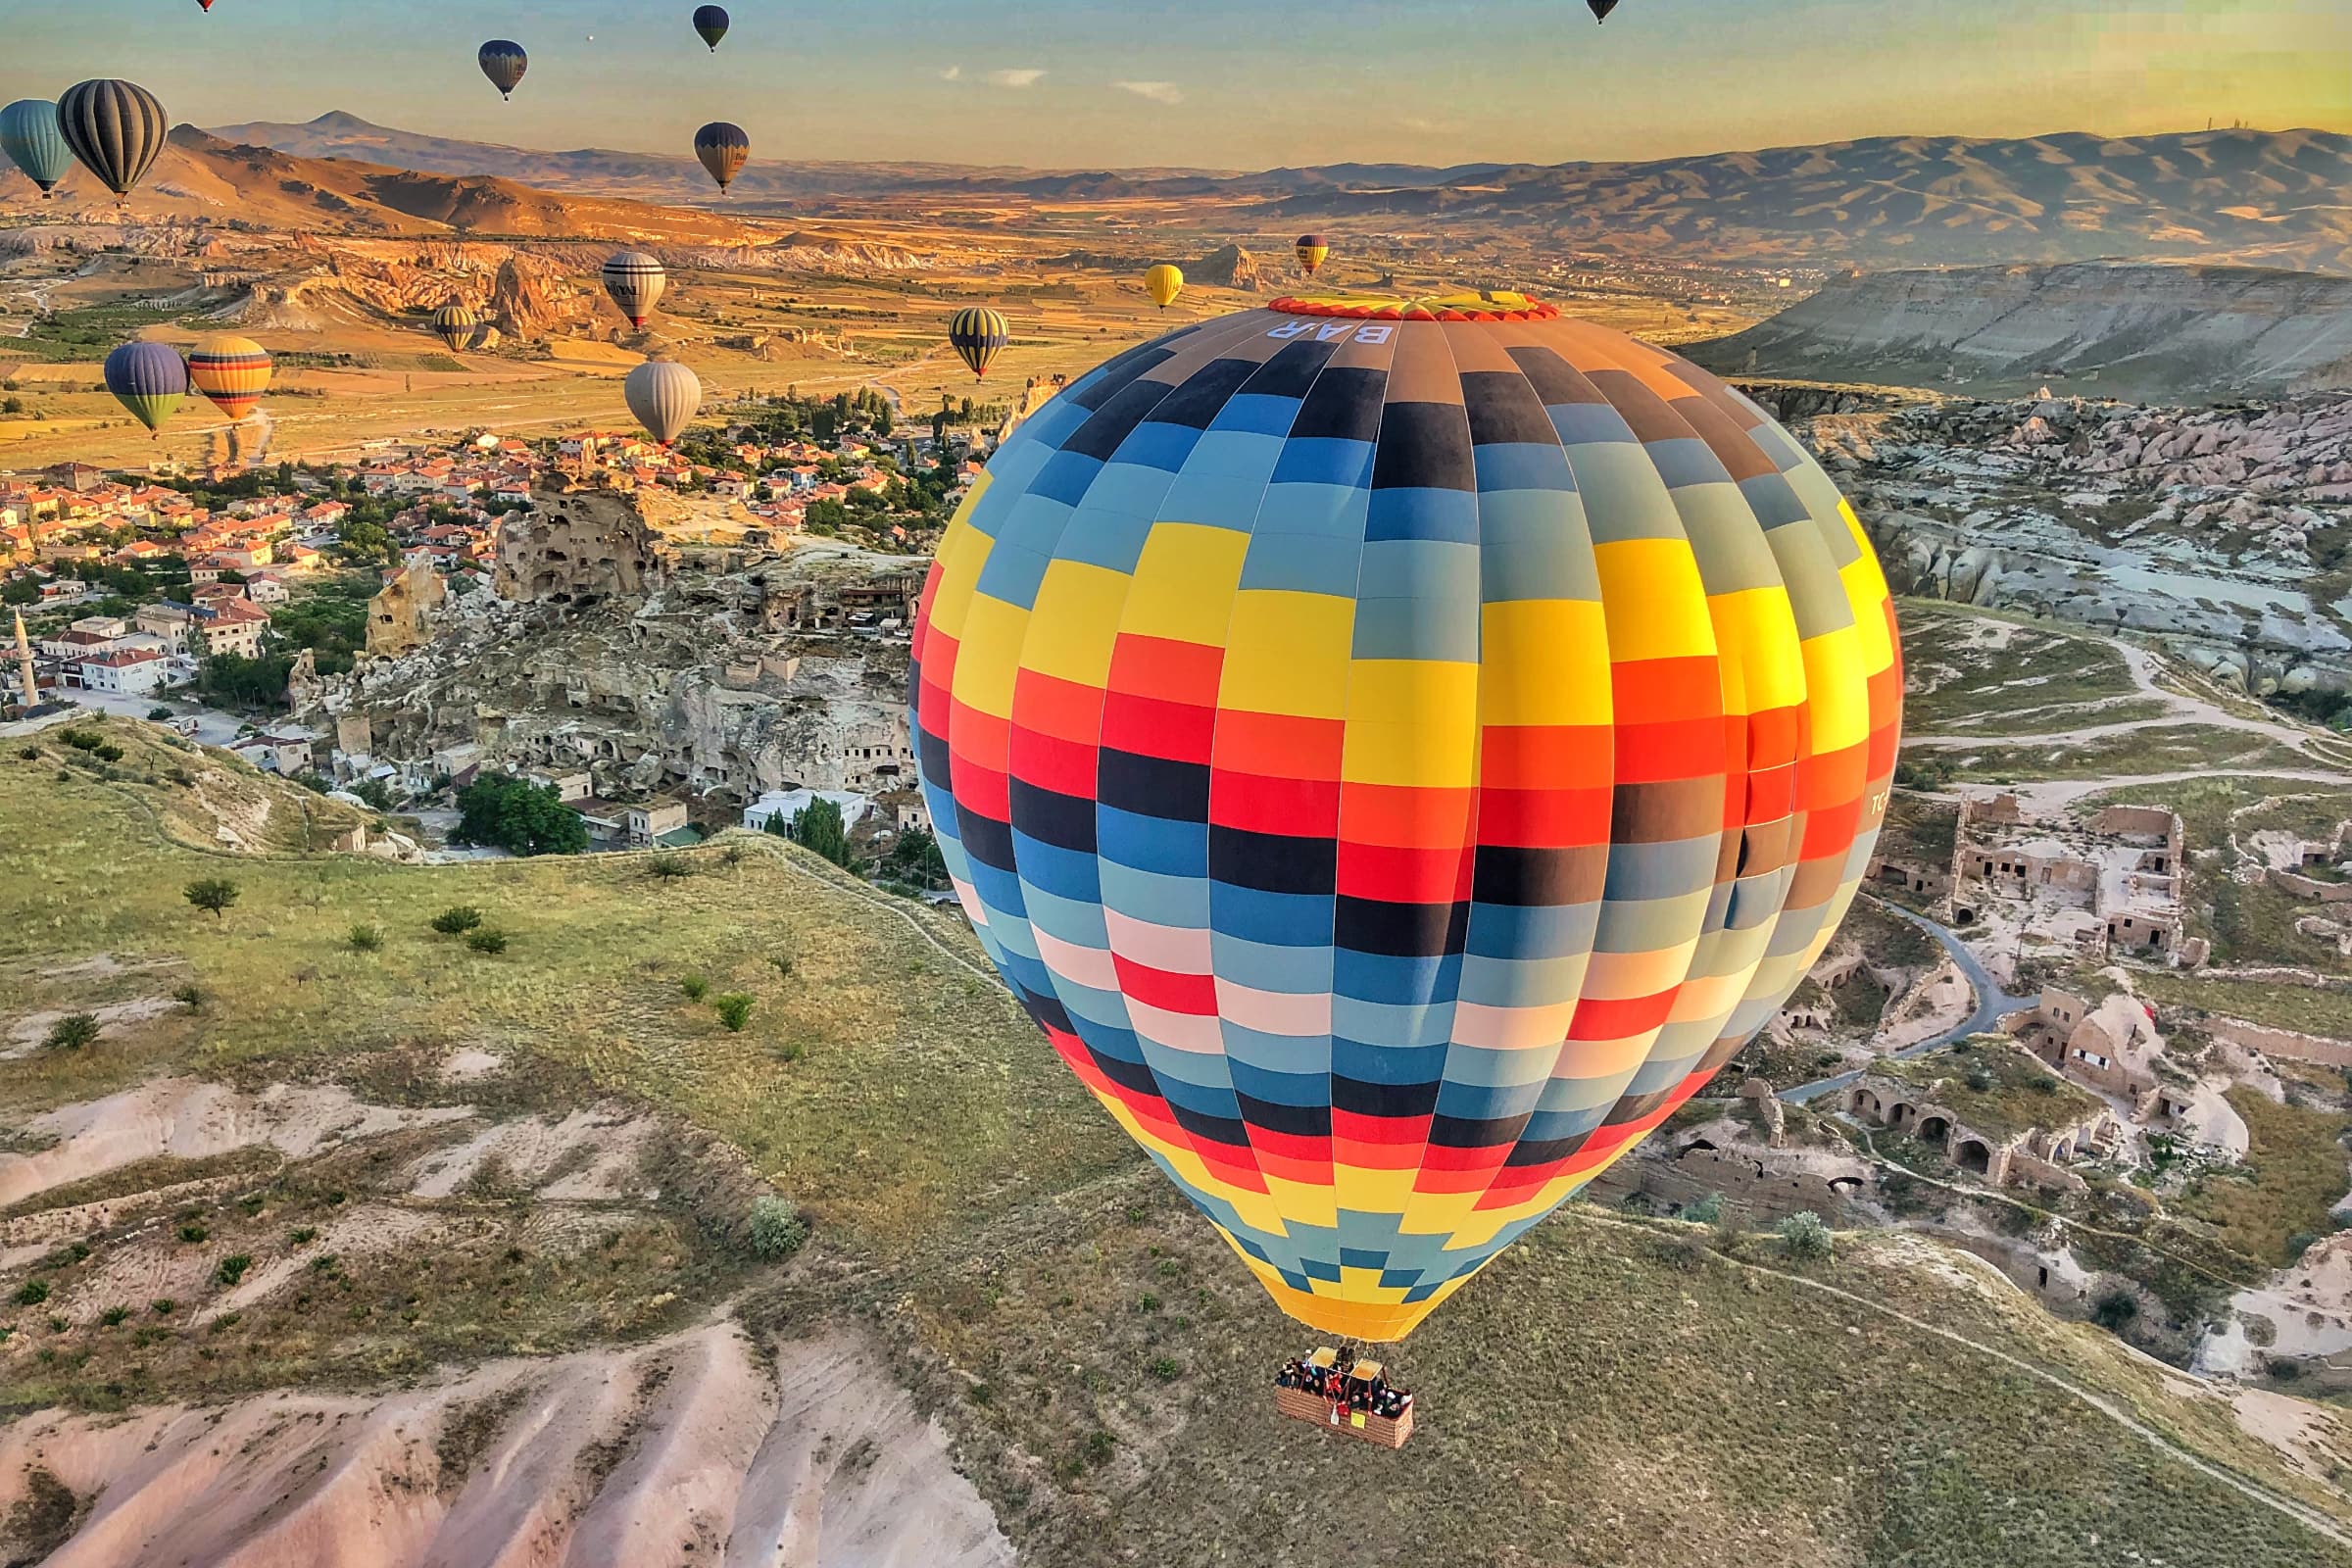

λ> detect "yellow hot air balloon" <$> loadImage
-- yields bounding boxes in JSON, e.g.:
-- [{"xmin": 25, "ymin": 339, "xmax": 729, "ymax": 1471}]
[
  {"xmin": 1144, "ymin": 263, "xmax": 1184, "ymax": 311},
  {"xmin": 431, "ymin": 303, "xmax": 479, "ymax": 354},
  {"xmin": 186, "ymin": 334, "xmax": 271, "ymax": 421}
]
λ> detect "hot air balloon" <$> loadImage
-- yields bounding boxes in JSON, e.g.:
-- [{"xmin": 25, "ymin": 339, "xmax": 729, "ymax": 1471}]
[
  {"xmin": 1588, "ymin": 0, "xmax": 1622, "ymax": 19},
  {"xmin": 431, "ymin": 304, "xmax": 478, "ymax": 354},
  {"xmin": 625, "ymin": 359, "xmax": 702, "ymax": 445},
  {"xmin": 1145, "ymin": 264, "xmax": 1184, "ymax": 311},
  {"xmin": 601, "ymin": 251, "xmax": 667, "ymax": 329},
  {"xmin": 0, "ymin": 101, "xmax": 72, "ymax": 197},
  {"xmin": 693, "ymin": 5, "xmax": 731, "ymax": 51},
  {"xmin": 198, "ymin": 0, "xmax": 217, "ymax": 11},
  {"xmin": 909, "ymin": 292, "xmax": 1901, "ymax": 1344},
  {"xmin": 187, "ymin": 334, "xmax": 271, "ymax": 421},
  {"xmin": 1295, "ymin": 233, "xmax": 1331, "ymax": 276},
  {"xmin": 479, "ymin": 40, "xmax": 529, "ymax": 100},
  {"xmin": 103, "ymin": 341, "xmax": 187, "ymax": 438},
  {"xmin": 694, "ymin": 122, "xmax": 749, "ymax": 194},
  {"xmin": 56, "ymin": 79, "xmax": 169, "ymax": 203},
  {"xmin": 947, "ymin": 308, "xmax": 1007, "ymax": 381}
]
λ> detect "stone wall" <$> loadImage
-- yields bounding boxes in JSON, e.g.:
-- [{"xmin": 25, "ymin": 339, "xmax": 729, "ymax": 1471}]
[
  {"xmin": 2208, "ymin": 1016, "xmax": 2352, "ymax": 1069},
  {"xmin": 2260, "ymin": 867, "xmax": 2352, "ymax": 905}
]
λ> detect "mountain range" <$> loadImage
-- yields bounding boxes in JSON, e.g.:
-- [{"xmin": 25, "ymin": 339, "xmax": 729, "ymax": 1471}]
[{"xmin": 198, "ymin": 114, "xmax": 2352, "ymax": 270}]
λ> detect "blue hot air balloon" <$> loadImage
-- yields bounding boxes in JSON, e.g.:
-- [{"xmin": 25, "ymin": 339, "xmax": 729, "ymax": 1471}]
[
  {"xmin": 0, "ymin": 100, "xmax": 72, "ymax": 197},
  {"xmin": 104, "ymin": 341, "xmax": 189, "ymax": 437},
  {"xmin": 693, "ymin": 6, "xmax": 731, "ymax": 51},
  {"xmin": 479, "ymin": 40, "xmax": 529, "ymax": 100}
]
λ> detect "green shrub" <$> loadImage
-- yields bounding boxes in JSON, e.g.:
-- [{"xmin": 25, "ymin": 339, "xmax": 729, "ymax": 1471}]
[
  {"xmin": 178, "ymin": 1223, "xmax": 207, "ymax": 1245},
  {"xmin": 430, "ymin": 906, "xmax": 484, "ymax": 935},
  {"xmin": 712, "ymin": 993, "xmax": 754, "ymax": 1031},
  {"xmin": 749, "ymin": 1195, "xmax": 808, "ymax": 1260},
  {"xmin": 99, "ymin": 1305, "xmax": 128, "ymax": 1327},
  {"xmin": 1149, "ymin": 1357, "xmax": 1182, "ymax": 1382},
  {"xmin": 13, "ymin": 1279, "xmax": 48, "ymax": 1307},
  {"xmin": 466, "ymin": 928, "xmax": 510, "ymax": 955},
  {"xmin": 183, "ymin": 877, "xmax": 239, "ymax": 918},
  {"xmin": 149, "ymin": 1298, "xmax": 174, "ymax": 1316},
  {"xmin": 347, "ymin": 923, "xmax": 383, "ymax": 952},
  {"xmin": 648, "ymin": 852, "xmax": 694, "ymax": 880},
  {"xmin": 680, "ymin": 974, "xmax": 710, "ymax": 1003},
  {"xmin": 2093, "ymin": 1290, "xmax": 2140, "ymax": 1330},
  {"xmin": 1683, "ymin": 1192, "xmax": 1726, "ymax": 1226},
  {"xmin": 1081, "ymin": 1431, "xmax": 1116, "ymax": 1467},
  {"xmin": 216, "ymin": 1255, "xmax": 252, "ymax": 1286},
  {"xmin": 172, "ymin": 982, "xmax": 203, "ymax": 1007},
  {"xmin": 147, "ymin": 706, "xmax": 173, "ymax": 720},
  {"xmin": 1779, "ymin": 1210, "xmax": 1833, "ymax": 1261},
  {"xmin": 43, "ymin": 1012, "xmax": 100, "ymax": 1052},
  {"xmin": 290, "ymin": 1227, "xmax": 317, "ymax": 1245}
]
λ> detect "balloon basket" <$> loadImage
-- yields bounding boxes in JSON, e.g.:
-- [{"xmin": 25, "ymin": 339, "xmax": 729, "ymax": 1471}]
[{"xmin": 1272, "ymin": 1348, "xmax": 1413, "ymax": 1448}]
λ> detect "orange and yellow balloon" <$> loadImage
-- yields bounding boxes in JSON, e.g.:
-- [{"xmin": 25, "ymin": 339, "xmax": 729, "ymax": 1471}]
[{"xmin": 186, "ymin": 335, "xmax": 271, "ymax": 420}]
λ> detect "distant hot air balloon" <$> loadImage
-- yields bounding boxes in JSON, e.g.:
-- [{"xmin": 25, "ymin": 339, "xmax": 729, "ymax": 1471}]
[
  {"xmin": 0, "ymin": 101, "xmax": 72, "ymax": 197},
  {"xmin": 601, "ymin": 251, "xmax": 667, "ymax": 329},
  {"xmin": 693, "ymin": 5, "xmax": 731, "ymax": 51},
  {"xmin": 56, "ymin": 79, "xmax": 169, "ymax": 203},
  {"xmin": 1145, "ymin": 264, "xmax": 1184, "ymax": 311},
  {"xmin": 104, "ymin": 341, "xmax": 187, "ymax": 438},
  {"xmin": 947, "ymin": 307, "xmax": 1006, "ymax": 381},
  {"xmin": 479, "ymin": 40, "xmax": 529, "ymax": 100},
  {"xmin": 197, "ymin": 0, "xmax": 217, "ymax": 11},
  {"xmin": 431, "ymin": 303, "xmax": 479, "ymax": 354},
  {"xmin": 625, "ymin": 359, "xmax": 702, "ymax": 445},
  {"xmin": 1295, "ymin": 233, "xmax": 1330, "ymax": 276},
  {"xmin": 694, "ymin": 122, "xmax": 749, "ymax": 194},
  {"xmin": 187, "ymin": 334, "xmax": 271, "ymax": 421},
  {"xmin": 911, "ymin": 292, "xmax": 1901, "ymax": 1345},
  {"xmin": 1588, "ymin": 0, "xmax": 1622, "ymax": 20}
]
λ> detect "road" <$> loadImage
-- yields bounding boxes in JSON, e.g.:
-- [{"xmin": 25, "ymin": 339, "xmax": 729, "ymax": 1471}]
[{"xmin": 1781, "ymin": 895, "xmax": 2037, "ymax": 1104}]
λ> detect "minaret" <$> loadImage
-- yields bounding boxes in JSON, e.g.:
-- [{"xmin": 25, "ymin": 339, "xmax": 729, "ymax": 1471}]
[{"xmin": 11, "ymin": 611, "xmax": 35, "ymax": 710}]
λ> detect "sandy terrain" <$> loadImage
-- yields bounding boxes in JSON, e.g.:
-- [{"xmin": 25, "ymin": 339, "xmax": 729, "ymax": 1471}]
[{"xmin": 0, "ymin": 1321, "xmax": 1012, "ymax": 1568}]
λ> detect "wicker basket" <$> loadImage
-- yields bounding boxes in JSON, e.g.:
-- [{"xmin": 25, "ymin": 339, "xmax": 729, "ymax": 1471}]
[{"xmin": 1273, "ymin": 1385, "xmax": 1414, "ymax": 1448}]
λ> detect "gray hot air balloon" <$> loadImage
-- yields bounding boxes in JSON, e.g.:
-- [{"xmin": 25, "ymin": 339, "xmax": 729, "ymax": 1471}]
[
  {"xmin": 0, "ymin": 100, "xmax": 72, "ymax": 196},
  {"xmin": 624, "ymin": 359, "xmax": 702, "ymax": 446},
  {"xmin": 479, "ymin": 40, "xmax": 529, "ymax": 100},
  {"xmin": 694, "ymin": 122, "xmax": 749, "ymax": 194},
  {"xmin": 56, "ymin": 79, "xmax": 169, "ymax": 202},
  {"xmin": 601, "ymin": 251, "xmax": 667, "ymax": 329}
]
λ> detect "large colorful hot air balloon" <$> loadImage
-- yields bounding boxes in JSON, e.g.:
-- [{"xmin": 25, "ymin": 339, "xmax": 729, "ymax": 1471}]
[
  {"xmin": 693, "ymin": 5, "xmax": 731, "ymax": 51},
  {"xmin": 0, "ymin": 101, "xmax": 72, "ymax": 197},
  {"xmin": 1295, "ymin": 234, "xmax": 1331, "ymax": 276},
  {"xmin": 948, "ymin": 307, "xmax": 1007, "ymax": 381},
  {"xmin": 431, "ymin": 304, "xmax": 478, "ymax": 354},
  {"xmin": 56, "ymin": 79, "xmax": 169, "ymax": 202},
  {"xmin": 694, "ymin": 122, "xmax": 749, "ymax": 193},
  {"xmin": 479, "ymin": 40, "xmax": 529, "ymax": 100},
  {"xmin": 625, "ymin": 359, "xmax": 702, "ymax": 445},
  {"xmin": 187, "ymin": 335, "xmax": 271, "ymax": 421},
  {"xmin": 909, "ymin": 292, "xmax": 1901, "ymax": 1343},
  {"xmin": 104, "ymin": 341, "xmax": 187, "ymax": 437},
  {"xmin": 1145, "ymin": 265, "xmax": 1184, "ymax": 311},
  {"xmin": 601, "ymin": 251, "xmax": 667, "ymax": 329}
]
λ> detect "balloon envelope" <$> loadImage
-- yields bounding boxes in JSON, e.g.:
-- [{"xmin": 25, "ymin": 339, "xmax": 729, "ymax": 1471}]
[
  {"xmin": 947, "ymin": 307, "xmax": 1007, "ymax": 380},
  {"xmin": 0, "ymin": 100, "xmax": 72, "ymax": 195},
  {"xmin": 693, "ymin": 5, "xmax": 730, "ymax": 50},
  {"xmin": 431, "ymin": 304, "xmax": 478, "ymax": 353},
  {"xmin": 1589, "ymin": 0, "xmax": 1622, "ymax": 19},
  {"xmin": 187, "ymin": 334, "xmax": 271, "ymax": 420},
  {"xmin": 1295, "ymin": 234, "xmax": 1331, "ymax": 275},
  {"xmin": 104, "ymin": 341, "xmax": 188, "ymax": 434},
  {"xmin": 909, "ymin": 293, "xmax": 1902, "ymax": 1342},
  {"xmin": 601, "ymin": 251, "xmax": 667, "ymax": 328},
  {"xmin": 625, "ymin": 359, "xmax": 702, "ymax": 444},
  {"xmin": 56, "ymin": 79, "xmax": 169, "ymax": 199},
  {"xmin": 1145, "ymin": 265, "xmax": 1184, "ymax": 311},
  {"xmin": 694, "ymin": 122, "xmax": 749, "ymax": 192},
  {"xmin": 479, "ymin": 40, "xmax": 528, "ymax": 99}
]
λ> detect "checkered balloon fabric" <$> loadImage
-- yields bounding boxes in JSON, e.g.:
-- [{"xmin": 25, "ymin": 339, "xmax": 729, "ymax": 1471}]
[{"xmin": 911, "ymin": 297, "xmax": 1902, "ymax": 1341}]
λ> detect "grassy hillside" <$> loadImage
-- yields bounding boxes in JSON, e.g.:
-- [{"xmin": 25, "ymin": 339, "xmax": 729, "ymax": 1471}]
[{"xmin": 3, "ymin": 721, "xmax": 2349, "ymax": 1567}]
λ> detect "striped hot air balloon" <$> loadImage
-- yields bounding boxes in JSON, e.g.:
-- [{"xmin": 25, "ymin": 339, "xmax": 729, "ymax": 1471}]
[
  {"xmin": 909, "ymin": 292, "xmax": 1901, "ymax": 1343},
  {"xmin": 1145, "ymin": 264, "xmax": 1184, "ymax": 311},
  {"xmin": 948, "ymin": 308, "xmax": 1008, "ymax": 381},
  {"xmin": 56, "ymin": 79, "xmax": 169, "ymax": 202},
  {"xmin": 1295, "ymin": 234, "xmax": 1331, "ymax": 276},
  {"xmin": 479, "ymin": 40, "xmax": 529, "ymax": 100},
  {"xmin": 694, "ymin": 122, "xmax": 749, "ymax": 193},
  {"xmin": 601, "ymin": 251, "xmax": 667, "ymax": 329},
  {"xmin": 624, "ymin": 359, "xmax": 702, "ymax": 445},
  {"xmin": 187, "ymin": 335, "xmax": 271, "ymax": 421},
  {"xmin": 104, "ymin": 341, "xmax": 188, "ymax": 437},
  {"xmin": 0, "ymin": 100, "xmax": 72, "ymax": 196},
  {"xmin": 431, "ymin": 304, "xmax": 479, "ymax": 354}
]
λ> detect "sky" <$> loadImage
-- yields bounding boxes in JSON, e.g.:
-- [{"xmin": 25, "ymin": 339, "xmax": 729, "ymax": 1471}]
[{"xmin": 1, "ymin": 0, "xmax": 2346, "ymax": 171}]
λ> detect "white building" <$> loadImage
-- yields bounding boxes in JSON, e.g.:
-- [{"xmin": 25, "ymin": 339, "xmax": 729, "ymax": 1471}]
[
  {"xmin": 76, "ymin": 647, "xmax": 171, "ymax": 696},
  {"xmin": 744, "ymin": 788, "xmax": 873, "ymax": 834}
]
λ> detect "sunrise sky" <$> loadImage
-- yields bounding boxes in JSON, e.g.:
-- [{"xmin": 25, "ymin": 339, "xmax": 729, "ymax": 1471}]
[{"xmin": 2, "ymin": 0, "xmax": 2345, "ymax": 170}]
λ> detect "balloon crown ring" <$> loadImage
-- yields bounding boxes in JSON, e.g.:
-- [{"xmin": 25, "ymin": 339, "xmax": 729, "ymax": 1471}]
[{"xmin": 1265, "ymin": 290, "xmax": 1559, "ymax": 322}]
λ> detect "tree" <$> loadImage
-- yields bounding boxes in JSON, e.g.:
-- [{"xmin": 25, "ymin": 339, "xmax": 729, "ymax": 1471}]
[
  {"xmin": 184, "ymin": 877, "xmax": 240, "ymax": 918},
  {"xmin": 1778, "ymin": 1210, "xmax": 1833, "ymax": 1261},
  {"xmin": 430, "ymin": 905, "xmax": 484, "ymax": 935},
  {"xmin": 790, "ymin": 796, "xmax": 850, "ymax": 866},
  {"xmin": 44, "ymin": 1013, "xmax": 100, "ymax": 1051},
  {"xmin": 466, "ymin": 927, "xmax": 510, "ymax": 955},
  {"xmin": 454, "ymin": 775, "xmax": 588, "ymax": 858},
  {"xmin": 883, "ymin": 824, "xmax": 943, "ymax": 890}
]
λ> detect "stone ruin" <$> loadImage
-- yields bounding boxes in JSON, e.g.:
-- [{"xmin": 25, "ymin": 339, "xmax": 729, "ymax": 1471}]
[
  {"xmin": 367, "ymin": 555, "xmax": 447, "ymax": 659},
  {"xmin": 496, "ymin": 489, "xmax": 672, "ymax": 608}
]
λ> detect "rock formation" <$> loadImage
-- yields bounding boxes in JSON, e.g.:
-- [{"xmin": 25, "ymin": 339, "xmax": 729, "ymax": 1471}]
[
  {"xmin": 495, "ymin": 490, "xmax": 672, "ymax": 608},
  {"xmin": 366, "ymin": 556, "xmax": 447, "ymax": 659},
  {"xmin": 1194, "ymin": 242, "xmax": 1264, "ymax": 290}
]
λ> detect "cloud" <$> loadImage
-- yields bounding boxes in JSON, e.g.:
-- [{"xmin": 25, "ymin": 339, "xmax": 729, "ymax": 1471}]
[
  {"xmin": 1111, "ymin": 79, "xmax": 1184, "ymax": 106},
  {"xmin": 984, "ymin": 68, "xmax": 1047, "ymax": 88},
  {"xmin": 938, "ymin": 65, "xmax": 961, "ymax": 81}
]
